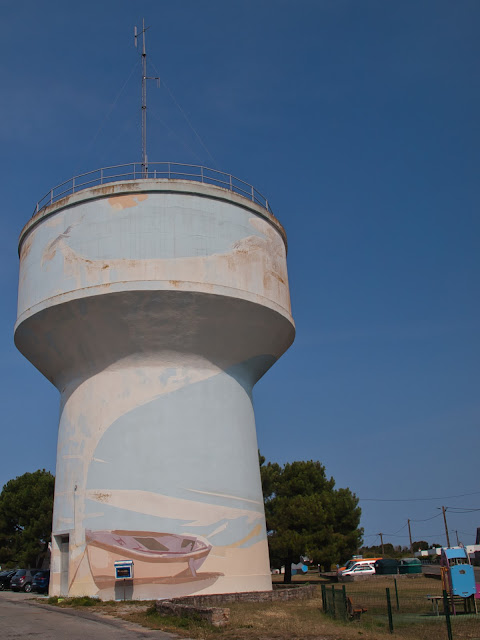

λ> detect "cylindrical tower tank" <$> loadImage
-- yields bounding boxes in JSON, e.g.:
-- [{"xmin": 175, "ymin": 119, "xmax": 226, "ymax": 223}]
[{"xmin": 15, "ymin": 172, "xmax": 295, "ymax": 600}]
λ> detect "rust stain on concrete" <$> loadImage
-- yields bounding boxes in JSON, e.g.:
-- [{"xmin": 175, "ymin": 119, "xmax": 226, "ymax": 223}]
[
  {"xmin": 266, "ymin": 270, "xmax": 286, "ymax": 286},
  {"xmin": 108, "ymin": 194, "xmax": 148, "ymax": 210},
  {"xmin": 42, "ymin": 225, "xmax": 75, "ymax": 263},
  {"xmin": 22, "ymin": 204, "xmax": 292, "ymax": 320},
  {"xmin": 20, "ymin": 233, "xmax": 34, "ymax": 261},
  {"xmin": 91, "ymin": 491, "xmax": 111, "ymax": 503}
]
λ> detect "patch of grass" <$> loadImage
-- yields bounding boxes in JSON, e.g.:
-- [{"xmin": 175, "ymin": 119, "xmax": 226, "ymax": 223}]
[
  {"xmin": 124, "ymin": 604, "xmax": 219, "ymax": 637},
  {"xmin": 43, "ymin": 584, "xmax": 480, "ymax": 640},
  {"xmin": 125, "ymin": 597, "xmax": 401, "ymax": 640},
  {"xmin": 51, "ymin": 595, "xmax": 101, "ymax": 607}
]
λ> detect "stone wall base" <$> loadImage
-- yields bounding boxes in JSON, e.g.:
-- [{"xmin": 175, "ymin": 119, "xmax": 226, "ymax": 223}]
[
  {"xmin": 156, "ymin": 601, "xmax": 230, "ymax": 627},
  {"xmin": 155, "ymin": 584, "xmax": 316, "ymax": 627}
]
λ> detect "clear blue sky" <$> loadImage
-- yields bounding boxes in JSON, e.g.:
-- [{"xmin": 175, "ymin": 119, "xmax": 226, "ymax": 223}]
[{"xmin": 1, "ymin": 0, "xmax": 479, "ymax": 549}]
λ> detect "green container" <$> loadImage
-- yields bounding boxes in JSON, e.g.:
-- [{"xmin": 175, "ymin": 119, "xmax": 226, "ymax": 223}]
[
  {"xmin": 399, "ymin": 558, "xmax": 422, "ymax": 574},
  {"xmin": 375, "ymin": 559, "xmax": 399, "ymax": 575}
]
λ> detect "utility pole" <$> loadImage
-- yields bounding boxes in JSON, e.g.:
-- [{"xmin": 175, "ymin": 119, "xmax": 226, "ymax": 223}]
[
  {"xmin": 378, "ymin": 533, "xmax": 385, "ymax": 555},
  {"xmin": 456, "ymin": 530, "xmax": 460, "ymax": 546},
  {"xmin": 134, "ymin": 20, "xmax": 159, "ymax": 178},
  {"xmin": 440, "ymin": 506, "xmax": 451, "ymax": 547},
  {"xmin": 408, "ymin": 519, "xmax": 413, "ymax": 553}
]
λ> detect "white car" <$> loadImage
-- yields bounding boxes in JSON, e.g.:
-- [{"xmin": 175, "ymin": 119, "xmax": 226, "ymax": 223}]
[{"xmin": 340, "ymin": 562, "xmax": 375, "ymax": 577}]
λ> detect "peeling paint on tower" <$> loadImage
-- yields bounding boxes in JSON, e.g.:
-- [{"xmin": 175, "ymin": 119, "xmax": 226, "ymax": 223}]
[{"xmin": 15, "ymin": 178, "xmax": 295, "ymax": 600}]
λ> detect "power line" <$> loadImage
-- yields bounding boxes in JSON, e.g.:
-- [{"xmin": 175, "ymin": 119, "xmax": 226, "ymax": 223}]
[
  {"xmin": 391, "ymin": 523, "xmax": 408, "ymax": 535},
  {"xmin": 360, "ymin": 490, "xmax": 480, "ymax": 502},
  {"xmin": 410, "ymin": 513, "xmax": 442, "ymax": 523},
  {"xmin": 363, "ymin": 531, "xmax": 455, "ymax": 541}
]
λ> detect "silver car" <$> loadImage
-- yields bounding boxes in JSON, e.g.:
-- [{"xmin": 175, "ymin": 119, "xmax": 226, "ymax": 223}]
[{"xmin": 10, "ymin": 569, "xmax": 39, "ymax": 592}]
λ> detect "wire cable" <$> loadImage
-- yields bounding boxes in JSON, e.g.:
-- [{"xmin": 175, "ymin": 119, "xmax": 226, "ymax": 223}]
[
  {"xmin": 360, "ymin": 490, "xmax": 480, "ymax": 503},
  {"xmin": 148, "ymin": 106, "xmax": 205, "ymax": 165},
  {"xmin": 73, "ymin": 59, "xmax": 140, "ymax": 174},
  {"xmin": 410, "ymin": 513, "xmax": 443, "ymax": 523},
  {"xmin": 148, "ymin": 59, "xmax": 218, "ymax": 168}
]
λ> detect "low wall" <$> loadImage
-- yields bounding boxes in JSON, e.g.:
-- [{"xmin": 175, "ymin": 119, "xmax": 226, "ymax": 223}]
[
  {"xmin": 155, "ymin": 584, "xmax": 316, "ymax": 627},
  {"xmin": 156, "ymin": 601, "xmax": 229, "ymax": 627},
  {"xmin": 170, "ymin": 584, "xmax": 316, "ymax": 606}
]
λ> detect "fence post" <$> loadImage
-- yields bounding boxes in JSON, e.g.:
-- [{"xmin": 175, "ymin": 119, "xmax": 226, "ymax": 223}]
[
  {"xmin": 342, "ymin": 584, "xmax": 347, "ymax": 620},
  {"xmin": 331, "ymin": 585, "xmax": 336, "ymax": 619},
  {"xmin": 394, "ymin": 578, "xmax": 400, "ymax": 611},
  {"xmin": 386, "ymin": 588, "xmax": 394, "ymax": 633},
  {"xmin": 443, "ymin": 590, "xmax": 453, "ymax": 640},
  {"xmin": 321, "ymin": 583, "xmax": 326, "ymax": 612}
]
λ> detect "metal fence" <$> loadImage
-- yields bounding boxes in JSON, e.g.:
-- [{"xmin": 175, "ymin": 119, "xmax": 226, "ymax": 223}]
[
  {"xmin": 321, "ymin": 584, "xmax": 348, "ymax": 621},
  {"xmin": 320, "ymin": 576, "xmax": 480, "ymax": 639},
  {"xmin": 32, "ymin": 162, "xmax": 273, "ymax": 217}
]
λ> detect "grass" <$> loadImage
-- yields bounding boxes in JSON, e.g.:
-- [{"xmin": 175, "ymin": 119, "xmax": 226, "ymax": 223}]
[
  {"xmin": 45, "ymin": 577, "xmax": 480, "ymax": 640},
  {"xmin": 123, "ymin": 597, "xmax": 394, "ymax": 639},
  {"xmin": 48, "ymin": 595, "xmax": 101, "ymax": 606}
]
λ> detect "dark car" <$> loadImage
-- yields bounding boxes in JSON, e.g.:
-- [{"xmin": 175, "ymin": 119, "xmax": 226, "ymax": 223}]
[
  {"xmin": 0, "ymin": 570, "xmax": 17, "ymax": 590},
  {"xmin": 31, "ymin": 570, "xmax": 50, "ymax": 593},
  {"xmin": 10, "ymin": 569, "xmax": 39, "ymax": 592}
]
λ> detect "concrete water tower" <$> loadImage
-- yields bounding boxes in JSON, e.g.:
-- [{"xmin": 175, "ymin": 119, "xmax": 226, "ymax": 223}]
[{"xmin": 14, "ymin": 26, "xmax": 295, "ymax": 600}]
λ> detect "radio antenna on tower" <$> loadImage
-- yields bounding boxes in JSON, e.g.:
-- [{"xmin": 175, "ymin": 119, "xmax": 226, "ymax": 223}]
[{"xmin": 134, "ymin": 19, "xmax": 159, "ymax": 178}]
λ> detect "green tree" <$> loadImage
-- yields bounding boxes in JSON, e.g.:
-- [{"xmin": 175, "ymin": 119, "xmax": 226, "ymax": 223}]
[
  {"xmin": 412, "ymin": 540, "xmax": 429, "ymax": 553},
  {"xmin": 260, "ymin": 455, "xmax": 362, "ymax": 582},
  {"xmin": 0, "ymin": 470, "xmax": 54, "ymax": 568}
]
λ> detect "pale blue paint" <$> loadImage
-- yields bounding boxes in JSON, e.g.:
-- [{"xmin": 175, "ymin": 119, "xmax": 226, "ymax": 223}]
[{"xmin": 87, "ymin": 367, "xmax": 264, "ymax": 508}]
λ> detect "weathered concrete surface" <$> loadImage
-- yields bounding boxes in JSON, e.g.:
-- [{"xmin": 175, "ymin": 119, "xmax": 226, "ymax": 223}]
[
  {"xmin": 15, "ymin": 179, "xmax": 295, "ymax": 600},
  {"xmin": 0, "ymin": 593, "xmax": 173, "ymax": 639}
]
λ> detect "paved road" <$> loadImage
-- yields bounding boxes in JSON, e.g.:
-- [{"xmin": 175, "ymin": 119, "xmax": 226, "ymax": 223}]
[
  {"xmin": 423, "ymin": 564, "xmax": 480, "ymax": 581},
  {"xmin": 0, "ymin": 592, "xmax": 178, "ymax": 640}
]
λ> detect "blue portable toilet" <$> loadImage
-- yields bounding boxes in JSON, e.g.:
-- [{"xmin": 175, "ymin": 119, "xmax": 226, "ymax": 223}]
[{"xmin": 440, "ymin": 547, "xmax": 476, "ymax": 598}]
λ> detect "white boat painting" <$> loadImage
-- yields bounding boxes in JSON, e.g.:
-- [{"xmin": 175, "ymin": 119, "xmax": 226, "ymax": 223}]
[{"xmin": 85, "ymin": 529, "xmax": 212, "ymax": 580}]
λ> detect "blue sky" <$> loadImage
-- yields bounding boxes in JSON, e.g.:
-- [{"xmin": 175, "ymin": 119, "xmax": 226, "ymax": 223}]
[{"xmin": 1, "ymin": 0, "xmax": 479, "ymax": 549}]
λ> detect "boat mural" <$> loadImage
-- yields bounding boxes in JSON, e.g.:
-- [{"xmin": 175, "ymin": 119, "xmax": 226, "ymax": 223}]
[{"xmin": 86, "ymin": 529, "xmax": 212, "ymax": 584}]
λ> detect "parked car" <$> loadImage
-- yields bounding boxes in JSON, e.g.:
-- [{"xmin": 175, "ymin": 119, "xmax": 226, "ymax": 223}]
[
  {"xmin": 340, "ymin": 562, "xmax": 376, "ymax": 577},
  {"xmin": 337, "ymin": 557, "xmax": 382, "ymax": 574},
  {"xmin": 31, "ymin": 570, "xmax": 50, "ymax": 593},
  {"xmin": 10, "ymin": 569, "xmax": 39, "ymax": 592},
  {"xmin": 0, "ymin": 570, "xmax": 17, "ymax": 590}
]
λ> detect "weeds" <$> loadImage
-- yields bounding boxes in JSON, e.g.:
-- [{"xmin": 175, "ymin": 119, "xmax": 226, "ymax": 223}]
[
  {"xmin": 48, "ymin": 595, "xmax": 100, "ymax": 607},
  {"xmin": 43, "ymin": 581, "xmax": 480, "ymax": 640}
]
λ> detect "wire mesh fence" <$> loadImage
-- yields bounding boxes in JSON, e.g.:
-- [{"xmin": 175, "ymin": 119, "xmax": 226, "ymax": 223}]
[{"xmin": 320, "ymin": 576, "xmax": 480, "ymax": 639}]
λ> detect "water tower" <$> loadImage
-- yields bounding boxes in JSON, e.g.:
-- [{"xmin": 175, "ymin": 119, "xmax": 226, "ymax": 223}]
[{"xmin": 14, "ymin": 26, "xmax": 295, "ymax": 600}]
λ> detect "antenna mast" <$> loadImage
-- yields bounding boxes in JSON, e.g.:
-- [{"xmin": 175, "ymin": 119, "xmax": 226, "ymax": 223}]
[{"xmin": 134, "ymin": 20, "xmax": 159, "ymax": 178}]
